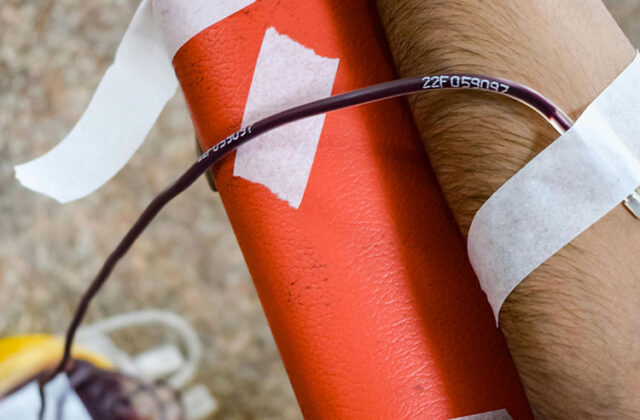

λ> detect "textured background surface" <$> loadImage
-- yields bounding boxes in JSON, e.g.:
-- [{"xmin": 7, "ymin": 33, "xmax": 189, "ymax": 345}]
[{"xmin": 0, "ymin": 1, "xmax": 637, "ymax": 419}]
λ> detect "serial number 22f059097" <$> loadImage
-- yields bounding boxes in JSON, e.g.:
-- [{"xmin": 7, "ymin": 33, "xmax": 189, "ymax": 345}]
[{"xmin": 422, "ymin": 75, "xmax": 509, "ymax": 93}]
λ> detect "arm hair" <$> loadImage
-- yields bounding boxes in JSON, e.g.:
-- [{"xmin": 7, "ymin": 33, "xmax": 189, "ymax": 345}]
[{"xmin": 376, "ymin": 0, "xmax": 640, "ymax": 418}]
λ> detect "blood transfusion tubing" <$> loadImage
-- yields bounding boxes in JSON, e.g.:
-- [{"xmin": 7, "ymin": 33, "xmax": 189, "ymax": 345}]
[{"xmin": 44, "ymin": 73, "xmax": 572, "ymax": 390}]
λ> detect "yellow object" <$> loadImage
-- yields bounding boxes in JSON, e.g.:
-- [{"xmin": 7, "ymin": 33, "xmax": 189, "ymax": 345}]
[{"xmin": 0, "ymin": 334, "xmax": 112, "ymax": 396}]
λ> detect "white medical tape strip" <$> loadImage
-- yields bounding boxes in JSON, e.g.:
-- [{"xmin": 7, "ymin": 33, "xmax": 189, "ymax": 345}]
[
  {"xmin": 151, "ymin": 0, "xmax": 254, "ymax": 58},
  {"xmin": 468, "ymin": 53, "xmax": 640, "ymax": 321},
  {"xmin": 14, "ymin": 0, "xmax": 254, "ymax": 202},
  {"xmin": 234, "ymin": 27, "xmax": 339, "ymax": 208}
]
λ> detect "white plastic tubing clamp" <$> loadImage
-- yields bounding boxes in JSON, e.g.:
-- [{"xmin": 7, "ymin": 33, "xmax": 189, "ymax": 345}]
[{"xmin": 468, "ymin": 53, "xmax": 640, "ymax": 322}]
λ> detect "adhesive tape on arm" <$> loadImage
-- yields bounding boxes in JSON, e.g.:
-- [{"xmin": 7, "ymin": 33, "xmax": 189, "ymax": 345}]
[{"xmin": 468, "ymin": 52, "xmax": 640, "ymax": 322}]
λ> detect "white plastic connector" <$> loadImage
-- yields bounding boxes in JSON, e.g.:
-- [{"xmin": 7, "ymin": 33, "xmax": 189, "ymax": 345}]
[{"xmin": 181, "ymin": 384, "xmax": 219, "ymax": 420}]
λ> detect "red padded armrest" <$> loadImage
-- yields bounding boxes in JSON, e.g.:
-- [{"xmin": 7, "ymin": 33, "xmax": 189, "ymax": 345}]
[{"xmin": 173, "ymin": 1, "xmax": 531, "ymax": 418}]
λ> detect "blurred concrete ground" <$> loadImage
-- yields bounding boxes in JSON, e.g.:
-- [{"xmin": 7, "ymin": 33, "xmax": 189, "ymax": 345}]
[{"xmin": 0, "ymin": 1, "xmax": 637, "ymax": 419}]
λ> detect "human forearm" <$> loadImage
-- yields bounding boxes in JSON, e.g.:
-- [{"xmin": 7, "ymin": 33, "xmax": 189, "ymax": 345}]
[{"xmin": 376, "ymin": 0, "xmax": 639, "ymax": 418}]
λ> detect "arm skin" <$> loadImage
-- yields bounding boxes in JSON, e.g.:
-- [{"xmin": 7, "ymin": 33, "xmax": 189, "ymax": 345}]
[{"xmin": 375, "ymin": 0, "xmax": 640, "ymax": 418}]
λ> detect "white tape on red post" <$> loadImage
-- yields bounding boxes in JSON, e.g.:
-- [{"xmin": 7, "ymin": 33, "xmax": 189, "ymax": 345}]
[
  {"xmin": 151, "ymin": 0, "xmax": 254, "ymax": 57},
  {"xmin": 234, "ymin": 27, "xmax": 339, "ymax": 208}
]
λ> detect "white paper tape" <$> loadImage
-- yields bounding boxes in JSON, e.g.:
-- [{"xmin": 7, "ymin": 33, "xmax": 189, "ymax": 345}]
[
  {"xmin": 15, "ymin": 0, "xmax": 254, "ymax": 202},
  {"xmin": 15, "ymin": 0, "xmax": 176, "ymax": 203},
  {"xmin": 151, "ymin": 0, "xmax": 255, "ymax": 58},
  {"xmin": 234, "ymin": 27, "xmax": 339, "ymax": 208},
  {"xmin": 468, "ymin": 53, "xmax": 640, "ymax": 321}
]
